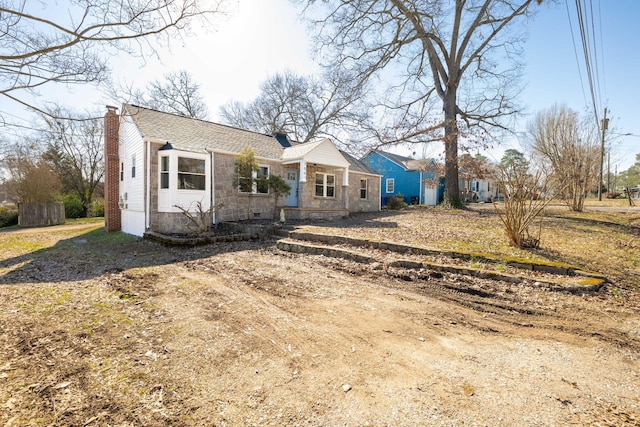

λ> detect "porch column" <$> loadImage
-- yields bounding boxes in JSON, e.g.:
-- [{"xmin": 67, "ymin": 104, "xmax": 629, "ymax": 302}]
[
  {"xmin": 342, "ymin": 166, "xmax": 349, "ymax": 210},
  {"xmin": 299, "ymin": 161, "xmax": 307, "ymax": 182},
  {"xmin": 299, "ymin": 160, "xmax": 307, "ymax": 208}
]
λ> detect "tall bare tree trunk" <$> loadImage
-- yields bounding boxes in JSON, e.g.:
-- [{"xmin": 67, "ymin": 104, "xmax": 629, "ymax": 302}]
[{"xmin": 443, "ymin": 90, "xmax": 462, "ymax": 208}]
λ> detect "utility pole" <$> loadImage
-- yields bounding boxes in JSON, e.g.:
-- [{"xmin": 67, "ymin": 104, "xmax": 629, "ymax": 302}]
[
  {"xmin": 598, "ymin": 108, "xmax": 608, "ymax": 201},
  {"xmin": 607, "ymin": 151, "xmax": 610, "ymax": 194}
]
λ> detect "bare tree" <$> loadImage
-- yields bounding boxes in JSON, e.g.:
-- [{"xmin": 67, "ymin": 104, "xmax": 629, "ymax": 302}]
[
  {"xmin": 298, "ymin": 0, "xmax": 542, "ymax": 207},
  {"xmin": 220, "ymin": 70, "xmax": 371, "ymax": 145},
  {"xmin": 527, "ymin": 104, "xmax": 599, "ymax": 212},
  {"xmin": 494, "ymin": 154, "xmax": 553, "ymax": 249},
  {"xmin": 39, "ymin": 106, "xmax": 104, "ymax": 216},
  {"xmin": 2, "ymin": 142, "xmax": 60, "ymax": 204},
  {"xmin": 120, "ymin": 70, "xmax": 209, "ymax": 119},
  {"xmin": 0, "ymin": 0, "xmax": 224, "ymax": 118}
]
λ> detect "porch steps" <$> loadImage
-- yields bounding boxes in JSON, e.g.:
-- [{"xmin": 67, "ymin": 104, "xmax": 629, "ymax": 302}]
[{"xmin": 275, "ymin": 232, "xmax": 608, "ymax": 294}]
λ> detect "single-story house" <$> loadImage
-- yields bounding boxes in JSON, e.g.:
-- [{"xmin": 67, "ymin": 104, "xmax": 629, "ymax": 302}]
[
  {"xmin": 104, "ymin": 105, "xmax": 381, "ymax": 236},
  {"xmin": 360, "ymin": 150, "xmax": 444, "ymax": 206},
  {"xmin": 459, "ymin": 171, "xmax": 501, "ymax": 203}
]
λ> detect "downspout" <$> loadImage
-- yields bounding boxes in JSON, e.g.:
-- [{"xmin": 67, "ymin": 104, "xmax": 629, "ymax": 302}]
[{"xmin": 145, "ymin": 140, "xmax": 151, "ymax": 231}]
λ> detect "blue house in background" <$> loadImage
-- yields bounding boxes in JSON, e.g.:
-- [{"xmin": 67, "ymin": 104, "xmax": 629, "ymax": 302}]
[{"xmin": 360, "ymin": 150, "xmax": 444, "ymax": 206}]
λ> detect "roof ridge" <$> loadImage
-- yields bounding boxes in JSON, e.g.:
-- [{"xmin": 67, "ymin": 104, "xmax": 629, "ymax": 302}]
[{"xmin": 124, "ymin": 104, "xmax": 277, "ymax": 140}]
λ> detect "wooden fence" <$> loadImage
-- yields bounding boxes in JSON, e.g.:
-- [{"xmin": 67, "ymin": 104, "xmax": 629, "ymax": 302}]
[{"xmin": 18, "ymin": 202, "xmax": 65, "ymax": 227}]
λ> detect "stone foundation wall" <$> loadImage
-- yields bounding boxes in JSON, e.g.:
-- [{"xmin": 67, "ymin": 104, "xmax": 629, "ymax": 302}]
[
  {"xmin": 347, "ymin": 173, "xmax": 380, "ymax": 213},
  {"xmin": 214, "ymin": 153, "xmax": 284, "ymax": 222},
  {"xmin": 156, "ymin": 211, "xmax": 192, "ymax": 234},
  {"xmin": 148, "ymin": 143, "xmax": 160, "ymax": 231},
  {"xmin": 300, "ymin": 165, "xmax": 346, "ymax": 210}
]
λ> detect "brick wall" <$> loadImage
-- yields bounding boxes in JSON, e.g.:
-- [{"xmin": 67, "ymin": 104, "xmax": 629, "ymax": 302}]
[{"xmin": 104, "ymin": 106, "xmax": 121, "ymax": 232}]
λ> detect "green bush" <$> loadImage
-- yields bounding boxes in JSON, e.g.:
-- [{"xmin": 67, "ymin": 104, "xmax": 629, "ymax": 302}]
[
  {"xmin": 60, "ymin": 193, "xmax": 85, "ymax": 218},
  {"xmin": 88, "ymin": 198, "xmax": 105, "ymax": 217},
  {"xmin": 0, "ymin": 206, "xmax": 18, "ymax": 228},
  {"xmin": 387, "ymin": 193, "xmax": 407, "ymax": 210}
]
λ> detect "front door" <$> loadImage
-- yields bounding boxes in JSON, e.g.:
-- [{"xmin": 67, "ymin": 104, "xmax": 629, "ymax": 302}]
[{"xmin": 285, "ymin": 169, "xmax": 299, "ymax": 207}]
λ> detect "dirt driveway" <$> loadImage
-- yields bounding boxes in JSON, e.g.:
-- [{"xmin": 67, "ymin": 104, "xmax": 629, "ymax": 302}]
[{"xmin": 1, "ymin": 218, "xmax": 639, "ymax": 426}]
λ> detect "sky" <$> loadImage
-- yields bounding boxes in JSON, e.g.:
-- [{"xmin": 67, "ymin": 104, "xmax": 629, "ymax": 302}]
[{"xmin": 3, "ymin": 0, "xmax": 639, "ymax": 172}]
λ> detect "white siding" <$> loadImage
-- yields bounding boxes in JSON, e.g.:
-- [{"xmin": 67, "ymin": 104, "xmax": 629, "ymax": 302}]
[
  {"xmin": 305, "ymin": 140, "xmax": 349, "ymax": 168},
  {"xmin": 121, "ymin": 211, "xmax": 146, "ymax": 237},
  {"xmin": 119, "ymin": 116, "xmax": 146, "ymax": 236},
  {"xmin": 158, "ymin": 149, "xmax": 211, "ymax": 213}
]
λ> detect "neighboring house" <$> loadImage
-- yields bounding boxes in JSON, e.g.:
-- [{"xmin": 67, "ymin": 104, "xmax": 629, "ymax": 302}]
[
  {"xmin": 360, "ymin": 150, "xmax": 444, "ymax": 206},
  {"xmin": 459, "ymin": 175, "xmax": 501, "ymax": 203},
  {"xmin": 104, "ymin": 105, "xmax": 381, "ymax": 237}
]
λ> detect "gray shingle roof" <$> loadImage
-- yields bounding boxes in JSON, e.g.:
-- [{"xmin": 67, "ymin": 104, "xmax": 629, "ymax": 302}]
[
  {"xmin": 340, "ymin": 151, "xmax": 380, "ymax": 175},
  {"xmin": 373, "ymin": 149, "xmax": 435, "ymax": 171},
  {"xmin": 124, "ymin": 104, "xmax": 286, "ymax": 159},
  {"xmin": 123, "ymin": 104, "xmax": 377, "ymax": 174}
]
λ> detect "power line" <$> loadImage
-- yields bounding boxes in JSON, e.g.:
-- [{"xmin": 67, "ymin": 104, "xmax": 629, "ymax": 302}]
[
  {"xmin": 0, "ymin": 122, "xmax": 42, "ymax": 132},
  {"xmin": 565, "ymin": 0, "xmax": 588, "ymax": 107},
  {"xmin": 574, "ymin": 0, "xmax": 602, "ymax": 126},
  {"xmin": 587, "ymin": 0, "xmax": 604, "ymax": 109}
]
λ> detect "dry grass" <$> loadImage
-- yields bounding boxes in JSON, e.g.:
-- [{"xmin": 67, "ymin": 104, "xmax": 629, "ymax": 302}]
[
  {"xmin": 1, "ymin": 209, "xmax": 639, "ymax": 425},
  {"xmin": 296, "ymin": 204, "xmax": 640, "ymax": 289}
]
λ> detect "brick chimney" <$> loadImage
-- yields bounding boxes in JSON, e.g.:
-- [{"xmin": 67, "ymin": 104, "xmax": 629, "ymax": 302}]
[{"xmin": 104, "ymin": 105, "xmax": 121, "ymax": 232}]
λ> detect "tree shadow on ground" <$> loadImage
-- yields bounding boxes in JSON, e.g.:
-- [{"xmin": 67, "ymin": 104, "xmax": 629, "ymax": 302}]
[
  {"xmin": 0, "ymin": 227, "xmax": 269, "ymax": 285},
  {"xmin": 283, "ymin": 210, "xmax": 403, "ymax": 230}
]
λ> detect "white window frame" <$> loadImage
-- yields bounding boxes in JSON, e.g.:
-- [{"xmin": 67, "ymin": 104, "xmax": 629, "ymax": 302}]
[
  {"xmin": 160, "ymin": 156, "xmax": 169, "ymax": 189},
  {"xmin": 157, "ymin": 150, "xmax": 210, "ymax": 213},
  {"xmin": 131, "ymin": 154, "xmax": 136, "ymax": 178},
  {"xmin": 256, "ymin": 165, "xmax": 270, "ymax": 194},
  {"xmin": 386, "ymin": 178, "xmax": 395, "ymax": 194},
  {"xmin": 315, "ymin": 172, "xmax": 336, "ymax": 198},
  {"xmin": 238, "ymin": 165, "xmax": 270, "ymax": 195},
  {"xmin": 177, "ymin": 156, "xmax": 206, "ymax": 191},
  {"xmin": 360, "ymin": 178, "xmax": 368, "ymax": 199}
]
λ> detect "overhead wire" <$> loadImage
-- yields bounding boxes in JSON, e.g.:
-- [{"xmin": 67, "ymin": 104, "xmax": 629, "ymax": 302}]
[
  {"xmin": 573, "ymin": 0, "xmax": 608, "ymax": 132},
  {"xmin": 565, "ymin": 0, "xmax": 588, "ymax": 108},
  {"xmin": 574, "ymin": 0, "xmax": 602, "ymax": 127},
  {"xmin": 587, "ymin": 0, "xmax": 603, "ymax": 110}
]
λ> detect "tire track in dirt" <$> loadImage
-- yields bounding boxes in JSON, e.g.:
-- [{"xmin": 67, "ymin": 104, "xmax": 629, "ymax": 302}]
[{"xmin": 308, "ymin": 253, "xmax": 640, "ymax": 353}]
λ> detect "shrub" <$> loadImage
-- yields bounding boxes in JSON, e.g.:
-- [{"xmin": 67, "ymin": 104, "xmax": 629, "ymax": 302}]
[
  {"xmin": 60, "ymin": 193, "xmax": 85, "ymax": 218},
  {"xmin": 387, "ymin": 194, "xmax": 407, "ymax": 210},
  {"xmin": 0, "ymin": 206, "xmax": 18, "ymax": 228},
  {"xmin": 494, "ymin": 163, "xmax": 554, "ymax": 249},
  {"xmin": 88, "ymin": 198, "xmax": 105, "ymax": 217}
]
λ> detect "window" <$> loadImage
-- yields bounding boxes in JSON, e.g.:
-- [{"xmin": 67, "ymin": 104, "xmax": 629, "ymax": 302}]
[
  {"xmin": 131, "ymin": 155, "xmax": 136, "ymax": 178},
  {"xmin": 256, "ymin": 166, "xmax": 269, "ymax": 194},
  {"xmin": 237, "ymin": 168, "xmax": 252, "ymax": 193},
  {"xmin": 386, "ymin": 178, "xmax": 395, "ymax": 194},
  {"xmin": 120, "ymin": 162, "xmax": 124, "ymax": 181},
  {"xmin": 360, "ymin": 179, "xmax": 368, "ymax": 199},
  {"xmin": 178, "ymin": 157, "xmax": 206, "ymax": 190},
  {"xmin": 160, "ymin": 156, "xmax": 169, "ymax": 189},
  {"xmin": 238, "ymin": 165, "xmax": 270, "ymax": 194},
  {"xmin": 315, "ymin": 173, "xmax": 335, "ymax": 198}
]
